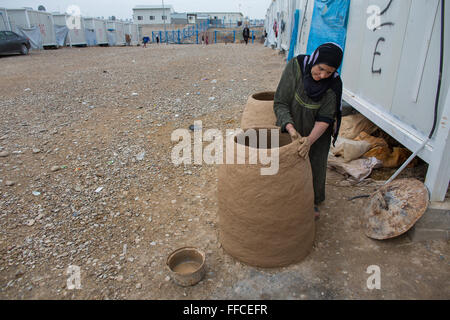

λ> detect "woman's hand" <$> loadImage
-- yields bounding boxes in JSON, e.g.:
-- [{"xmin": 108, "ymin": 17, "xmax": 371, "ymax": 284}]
[
  {"xmin": 297, "ymin": 137, "xmax": 311, "ymax": 159},
  {"xmin": 286, "ymin": 123, "xmax": 300, "ymax": 141}
]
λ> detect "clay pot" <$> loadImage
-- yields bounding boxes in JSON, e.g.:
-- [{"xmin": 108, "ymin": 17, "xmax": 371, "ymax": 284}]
[
  {"xmin": 218, "ymin": 128, "xmax": 315, "ymax": 268},
  {"xmin": 241, "ymin": 92, "xmax": 278, "ymax": 130}
]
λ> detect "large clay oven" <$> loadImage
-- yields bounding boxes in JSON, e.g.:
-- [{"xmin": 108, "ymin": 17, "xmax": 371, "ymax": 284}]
[
  {"xmin": 218, "ymin": 128, "xmax": 315, "ymax": 268},
  {"xmin": 240, "ymin": 92, "xmax": 278, "ymax": 130}
]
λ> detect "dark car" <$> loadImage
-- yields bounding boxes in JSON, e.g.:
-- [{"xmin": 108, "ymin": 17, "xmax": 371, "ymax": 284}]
[{"xmin": 0, "ymin": 31, "xmax": 31, "ymax": 55}]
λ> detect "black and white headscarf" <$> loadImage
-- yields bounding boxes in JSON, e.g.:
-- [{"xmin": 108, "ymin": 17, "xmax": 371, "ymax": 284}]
[{"xmin": 297, "ymin": 43, "xmax": 344, "ymax": 146}]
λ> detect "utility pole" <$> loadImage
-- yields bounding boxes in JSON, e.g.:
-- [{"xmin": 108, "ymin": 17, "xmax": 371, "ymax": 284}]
[{"xmin": 162, "ymin": 0, "xmax": 167, "ymax": 44}]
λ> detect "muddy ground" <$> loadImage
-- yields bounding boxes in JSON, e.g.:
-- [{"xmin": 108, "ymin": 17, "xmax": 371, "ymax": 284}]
[{"xmin": 0, "ymin": 43, "xmax": 448, "ymax": 300}]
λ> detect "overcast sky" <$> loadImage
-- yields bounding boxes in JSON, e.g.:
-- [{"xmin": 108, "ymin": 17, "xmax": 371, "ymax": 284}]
[{"xmin": 0, "ymin": 0, "xmax": 271, "ymax": 19}]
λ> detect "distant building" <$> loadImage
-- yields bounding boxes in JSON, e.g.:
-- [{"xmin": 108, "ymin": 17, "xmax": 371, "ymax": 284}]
[
  {"xmin": 133, "ymin": 5, "xmax": 244, "ymax": 27},
  {"xmin": 175, "ymin": 12, "xmax": 244, "ymax": 26},
  {"xmin": 171, "ymin": 12, "xmax": 187, "ymax": 25},
  {"xmin": 201, "ymin": 12, "xmax": 244, "ymax": 26},
  {"xmin": 133, "ymin": 5, "xmax": 174, "ymax": 25}
]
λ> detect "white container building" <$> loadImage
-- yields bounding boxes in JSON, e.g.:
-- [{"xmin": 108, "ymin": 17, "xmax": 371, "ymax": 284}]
[
  {"xmin": 83, "ymin": 18, "xmax": 108, "ymax": 46},
  {"xmin": 6, "ymin": 8, "xmax": 57, "ymax": 47},
  {"xmin": 0, "ymin": 8, "xmax": 11, "ymax": 31},
  {"xmin": 124, "ymin": 22, "xmax": 139, "ymax": 45},
  {"xmin": 107, "ymin": 20, "xmax": 125, "ymax": 46},
  {"xmin": 264, "ymin": 0, "xmax": 450, "ymax": 202},
  {"xmin": 341, "ymin": 0, "xmax": 449, "ymax": 201},
  {"xmin": 52, "ymin": 13, "xmax": 87, "ymax": 46}
]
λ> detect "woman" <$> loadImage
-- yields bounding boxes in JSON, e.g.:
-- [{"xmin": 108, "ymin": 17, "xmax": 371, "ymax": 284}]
[{"xmin": 274, "ymin": 43, "xmax": 344, "ymax": 219}]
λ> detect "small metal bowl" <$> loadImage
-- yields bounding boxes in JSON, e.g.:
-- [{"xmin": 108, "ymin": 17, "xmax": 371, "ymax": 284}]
[{"xmin": 166, "ymin": 247, "xmax": 206, "ymax": 287}]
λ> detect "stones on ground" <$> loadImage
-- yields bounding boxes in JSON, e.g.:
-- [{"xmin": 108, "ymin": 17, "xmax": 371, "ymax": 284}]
[
  {"xmin": 136, "ymin": 283, "xmax": 142, "ymax": 289},
  {"xmin": 32, "ymin": 191, "xmax": 41, "ymax": 196},
  {"xmin": 32, "ymin": 148, "xmax": 41, "ymax": 154},
  {"xmin": 5, "ymin": 181, "xmax": 15, "ymax": 186},
  {"xmin": 136, "ymin": 151, "xmax": 146, "ymax": 161},
  {"xmin": 0, "ymin": 151, "xmax": 10, "ymax": 157},
  {"xmin": 51, "ymin": 166, "xmax": 61, "ymax": 172},
  {"xmin": 95, "ymin": 187, "xmax": 104, "ymax": 193}
]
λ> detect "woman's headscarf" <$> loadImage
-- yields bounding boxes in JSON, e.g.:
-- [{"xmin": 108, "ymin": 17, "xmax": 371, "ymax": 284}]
[{"xmin": 297, "ymin": 43, "xmax": 344, "ymax": 146}]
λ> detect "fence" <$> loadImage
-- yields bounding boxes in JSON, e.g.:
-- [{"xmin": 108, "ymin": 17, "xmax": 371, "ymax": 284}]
[
  {"xmin": 151, "ymin": 20, "xmax": 208, "ymax": 44},
  {"xmin": 151, "ymin": 26, "xmax": 264, "ymax": 45},
  {"xmin": 213, "ymin": 30, "xmax": 265, "ymax": 44}
]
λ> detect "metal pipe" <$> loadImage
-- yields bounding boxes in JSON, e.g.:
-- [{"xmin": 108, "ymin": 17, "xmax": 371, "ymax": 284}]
[
  {"xmin": 162, "ymin": 0, "xmax": 167, "ymax": 44},
  {"xmin": 385, "ymin": 138, "xmax": 429, "ymax": 185}
]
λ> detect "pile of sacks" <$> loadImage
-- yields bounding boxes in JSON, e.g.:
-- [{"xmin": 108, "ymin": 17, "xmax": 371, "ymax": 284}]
[{"xmin": 328, "ymin": 113, "xmax": 415, "ymax": 181}]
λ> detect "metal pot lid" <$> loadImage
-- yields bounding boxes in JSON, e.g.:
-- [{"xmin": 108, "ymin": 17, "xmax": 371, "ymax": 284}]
[{"xmin": 364, "ymin": 178, "xmax": 429, "ymax": 240}]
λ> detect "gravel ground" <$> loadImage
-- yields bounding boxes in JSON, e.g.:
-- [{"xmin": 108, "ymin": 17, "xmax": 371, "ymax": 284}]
[{"xmin": 0, "ymin": 44, "xmax": 448, "ymax": 300}]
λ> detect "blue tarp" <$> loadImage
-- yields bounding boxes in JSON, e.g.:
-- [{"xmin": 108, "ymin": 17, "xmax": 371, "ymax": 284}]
[
  {"xmin": 85, "ymin": 28, "xmax": 97, "ymax": 46},
  {"xmin": 107, "ymin": 31, "xmax": 116, "ymax": 46},
  {"xmin": 288, "ymin": 10, "xmax": 301, "ymax": 62},
  {"xmin": 306, "ymin": 0, "xmax": 350, "ymax": 71},
  {"xmin": 15, "ymin": 26, "xmax": 43, "ymax": 49},
  {"xmin": 54, "ymin": 25, "xmax": 69, "ymax": 47}
]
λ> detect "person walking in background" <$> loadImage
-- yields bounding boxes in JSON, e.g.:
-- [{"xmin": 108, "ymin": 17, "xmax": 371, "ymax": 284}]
[
  {"xmin": 243, "ymin": 25, "xmax": 250, "ymax": 45},
  {"xmin": 156, "ymin": 35, "xmax": 160, "ymax": 45},
  {"xmin": 142, "ymin": 36, "xmax": 150, "ymax": 48}
]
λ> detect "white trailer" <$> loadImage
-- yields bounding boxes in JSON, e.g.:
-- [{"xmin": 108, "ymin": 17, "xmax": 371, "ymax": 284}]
[
  {"xmin": 83, "ymin": 17, "xmax": 108, "ymax": 46},
  {"xmin": 53, "ymin": 13, "xmax": 87, "ymax": 46},
  {"xmin": 107, "ymin": 20, "xmax": 125, "ymax": 46},
  {"xmin": 0, "ymin": 8, "xmax": 11, "ymax": 31},
  {"xmin": 7, "ymin": 8, "xmax": 57, "ymax": 47},
  {"xmin": 124, "ymin": 23, "xmax": 139, "ymax": 46},
  {"xmin": 131, "ymin": 24, "xmax": 140, "ymax": 45},
  {"xmin": 341, "ymin": 0, "xmax": 449, "ymax": 201},
  {"xmin": 265, "ymin": 0, "xmax": 450, "ymax": 202}
]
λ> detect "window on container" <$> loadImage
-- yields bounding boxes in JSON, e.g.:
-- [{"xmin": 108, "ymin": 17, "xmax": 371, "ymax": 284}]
[
  {"xmin": 137, "ymin": 16, "xmax": 143, "ymax": 21},
  {"xmin": 150, "ymin": 16, "xmax": 155, "ymax": 20},
  {"xmin": 162, "ymin": 16, "xmax": 167, "ymax": 20}
]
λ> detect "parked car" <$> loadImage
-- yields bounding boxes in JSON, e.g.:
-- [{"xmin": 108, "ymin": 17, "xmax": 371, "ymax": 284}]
[{"xmin": 0, "ymin": 31, "xmax": 31, "ymax": 55}]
